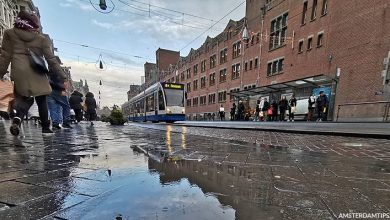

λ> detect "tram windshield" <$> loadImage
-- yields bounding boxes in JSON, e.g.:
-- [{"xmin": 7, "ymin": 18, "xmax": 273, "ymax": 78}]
[{"xmin": 164, "ymin": 89, "xmax": 184, "ymax": 107}]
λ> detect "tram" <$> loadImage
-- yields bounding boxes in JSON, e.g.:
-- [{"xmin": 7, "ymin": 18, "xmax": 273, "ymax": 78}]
[{"xmin": 122, "ymin": 82, "xmax": 186, "ymax": 122}]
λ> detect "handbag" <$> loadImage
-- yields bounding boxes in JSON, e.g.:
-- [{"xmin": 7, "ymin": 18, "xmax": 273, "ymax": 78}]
[
  {"xmin": 27, "ymin": 48, "xmax": 49, "ymax": 74},
  {"xmin": 267, "ymin": 108, "xmax": 273, "ymax": 115},
  {"xmin": 0, "ymin": 80, "xmax": 14, "ymax": 113},
  {"xmin": 291, "ymin": 106, "xmax": 296, "ymax": 113}
]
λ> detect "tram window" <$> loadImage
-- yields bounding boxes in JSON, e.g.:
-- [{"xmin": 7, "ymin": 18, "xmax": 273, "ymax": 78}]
[
  {"xmin": 158, "ymin": 90, "xmax": 165, "ymax": 110},
  {"xmin": 146, "ymin": 95, "xmax": 155, "ymax": 111}
]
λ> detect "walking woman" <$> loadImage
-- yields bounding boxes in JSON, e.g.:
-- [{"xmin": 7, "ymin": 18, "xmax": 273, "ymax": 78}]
[
  {"xmin": 288, "ymin": 95, "xmax": 297, "ymax": 122},
  {"xmin": 85, "ymin": 92, "xmax": 97, "ymax": 126},
  {"xmin": 0, "ymin": 11, "xmax": 66, "ymax": 135}
]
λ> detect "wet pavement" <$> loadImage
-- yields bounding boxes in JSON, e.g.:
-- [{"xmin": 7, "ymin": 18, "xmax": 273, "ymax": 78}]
[{"xmin": 0, "ymin": 120, "xmax": 390, "ymax": 219}]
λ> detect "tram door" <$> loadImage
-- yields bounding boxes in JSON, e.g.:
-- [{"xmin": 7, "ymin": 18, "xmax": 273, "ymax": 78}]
[{"xmin": 154, "ymin": 92, "xmax": 158, "ymax": 115}]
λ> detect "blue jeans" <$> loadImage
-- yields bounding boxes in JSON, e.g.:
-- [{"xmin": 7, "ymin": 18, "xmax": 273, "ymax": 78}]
[{"xmin": 47, "ymin": 91, "xmax": 71, "ymax": 124}]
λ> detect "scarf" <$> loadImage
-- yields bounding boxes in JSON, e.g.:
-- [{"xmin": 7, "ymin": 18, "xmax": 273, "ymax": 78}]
[{"xmin": 14, "ymin": 16, "xmax": 40, "ymax": 32}]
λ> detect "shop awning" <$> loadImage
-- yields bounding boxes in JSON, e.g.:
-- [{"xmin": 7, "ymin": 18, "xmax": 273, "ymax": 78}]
[{"xmin": 230, "ymin": 74, "xmax": 336, "ymax": 98}]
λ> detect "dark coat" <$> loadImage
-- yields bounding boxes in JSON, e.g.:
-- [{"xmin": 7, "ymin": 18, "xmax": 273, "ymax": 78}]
[
  {"xmin": 271, "ymin": 102, "xmax": 278, "ymax": 113},
  {"xmin": 85, "ymin": 92, "xmax": 97, "ymax": 113},
  {"xmin": 279, "ymin": 99, "xmax": 288, "ymax": 109},
  {"xmin": 289, "ymin": 98, "xmax": 297, "ymax": 107},
  {"xmin": 0, "ymin": 28, "xmax": 65, "ymax": 97},
  {"xmin": 69, "ymin": 91, "xmax": 83, "ymax": 110},
  {"xmin": 262, "ymin": 101, "xmax": 270, "ymax": 111},
  {"xmin": 316, "ymin": 95, "xmax": 328, "ymax": 107}
]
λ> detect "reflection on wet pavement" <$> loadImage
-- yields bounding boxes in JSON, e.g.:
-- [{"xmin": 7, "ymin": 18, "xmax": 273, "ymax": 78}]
[{"xmin": 0, "ymin": 121, "xmax": 389, "ymax": 219}]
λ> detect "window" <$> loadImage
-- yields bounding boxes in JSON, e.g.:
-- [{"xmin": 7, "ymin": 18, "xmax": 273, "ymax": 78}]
[
  {"xmin": 302, "ymin": 1, "xmax": 308, "ymax": 25},
  {"xmin": 186, "ymin": 68, "xmax": 191, "ymax": 79},
  {"xmin": 200, "ymin": 76, "xmax": 206, "ymax": 88},
  {"xmin": 249, "ymin": 60, "xmax": 253, "ymax": 70},
  {"xmin": 208, "ymin": 93, "xmax": 216, "ymax": 104},
  {"xmin": 175, "ymin": 76, "xmax": 179, "ymax": 83},
  {"xmin": 193, "ymin": 64, "xmax": 198, "ymax": 75},
  {"xmin": 317, "ymin": 33, "xmax": 323, "ymax": 47},
  {"xmin": 321, "ymin": 0, "xmax": 328, "ymax": 15},
  {"xmin": 230, "ymin": 88, "xmax": 240, "ymax": 101},
  {"xmin": 209, "ymin": 73, "xmax": 216, "ymax": 86},
  {"xmin": 232, "ymin": 41, "xmax": 241, "ymax": 58},
  {"xmin": 256, "ymin": 33, "xmax": 260, "ymax": 44},
  {"xmin": 220, "ymin": 48, "xmax": 228, "ymax": 64},
  {"xmin": 193, "ymin": 97, "xmax": 199, "ymax": 106},
  {"xmin": 232, "ymin": 63, "xmax": 241, "ymax": 80},
  {"xmin": 201, "ymin": 60, "xmax": 206, "ymax": 72},
  {"xmin": 311, "ymin": 0, "xmax": 317, "ymax": 20},
  {"xmin": 193, "ymin": 79, "xmax": 198, "ymax": 91},
  {"xmin": 298, "ymin": 40, "xmax": 304, "ymax": 53},
  {"xmin": 254, "ymin": 58, "xmax": 258, "ymax": 68},
  {"xmin": 267, "ymin": 58, "xmax": 284, "ymax": 76},
  {"xmin": 180, "ymin": 72, "xmax": 185, "ymax": 81},
  {"xmin": 200, "ymin": 96, "xmax": 207, "ymax": 105},
  {"xmin": 244, "ymin": 61, "xmax": 248, "ymax": 71},
  {"xmin": 210, "ymin": 55, "xmax": 217, "ymax": 69},
  {"xmin": 186, "ymin": 99, "xmax": 192, "ymax": 107},
  {"xmin": 219, "ymin": 69, "xmax": 227, "ymax": 83},
  {"xmin": 218, "ymin": 91, "xmax": 227, "ymax": 103},
  {"xmin": 307, "ymin": 37, "xmax": 313, "ymax": 50},
  {"xmin": 186, "ymin": 82, "xmax": 191, "ymax": 92},
  {"xmin": 269, "ymin": 12, "xmax": 288, "ymax": 50}
]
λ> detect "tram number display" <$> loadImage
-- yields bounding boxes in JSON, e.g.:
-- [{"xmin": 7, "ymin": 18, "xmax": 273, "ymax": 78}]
[{"xmin": 163, "ymin": 83, "xmax": 184, "ymax": 90}]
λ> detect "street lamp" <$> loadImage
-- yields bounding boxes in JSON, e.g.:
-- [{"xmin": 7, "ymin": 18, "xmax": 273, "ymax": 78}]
[{"xmin": 99, "ymin": 0, "xmax": 107, "ymax": 10}]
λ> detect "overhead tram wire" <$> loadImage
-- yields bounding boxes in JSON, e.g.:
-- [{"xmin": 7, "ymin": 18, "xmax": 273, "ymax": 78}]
[
  {"xmin": 179, "ymin": 1, "xmax": 245, "ymax": 52},
  {"xmin": 52, "ymin": 39, "xmax": 153, "ymax": 61},
  {"xmin": 74, "ymin": 0, "xmax": 225, "ymax": 30}
]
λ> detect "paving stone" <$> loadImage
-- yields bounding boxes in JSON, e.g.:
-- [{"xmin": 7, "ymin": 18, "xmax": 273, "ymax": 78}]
[{"xmin": 0, "ymin": 181, "xmax": 56, "ymax": 205}]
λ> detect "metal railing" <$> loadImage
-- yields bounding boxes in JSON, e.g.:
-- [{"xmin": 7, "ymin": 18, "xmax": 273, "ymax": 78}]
[{"xmin": 336, "ymin": 101, "xmax": 390, "ymax": 122}]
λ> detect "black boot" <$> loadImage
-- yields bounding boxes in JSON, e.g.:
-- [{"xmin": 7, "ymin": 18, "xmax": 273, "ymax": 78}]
[
  {"xmin": 62, "ymin": 122, "xmax": 73, "ymax": 129},
  {"xmin": 10, "ymin": 117, "xmax": 22, "ymax": 136}
]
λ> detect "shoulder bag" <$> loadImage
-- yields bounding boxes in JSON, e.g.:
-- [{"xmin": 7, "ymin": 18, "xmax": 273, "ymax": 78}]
[{"xmin": 27, "ymin": 47, "xmax": 49, "ymax": 74}]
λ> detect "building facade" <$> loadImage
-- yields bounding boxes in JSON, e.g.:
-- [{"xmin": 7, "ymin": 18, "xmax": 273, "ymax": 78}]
[
  {"xmin": 144, "ymin": 62, "xmax": 157, "ymax": 87},
  {"xmin": 148, "ymin": 0, "xmax": 390, "ymax": 121},
  {"xmin": 127, "ymin": 84, "xmax": 141, "ymax": 101}
]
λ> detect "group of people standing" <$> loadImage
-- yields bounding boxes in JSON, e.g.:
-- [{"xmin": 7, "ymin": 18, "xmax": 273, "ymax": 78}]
[
  {"xmin": 253, "ymin": 95, "xmax": 297, "ymax": 122},
  {"xmin": 0, "ymin": 10, "xmax": 97, "ymax": 136},
  {"xmin": 229, "ymin": 91, "xmax": 328, "ymax": 122}
]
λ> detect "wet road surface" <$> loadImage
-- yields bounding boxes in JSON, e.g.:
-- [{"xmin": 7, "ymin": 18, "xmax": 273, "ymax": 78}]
[{"xmin": 0, "ymin": 121, "xmax": 390, "ymax": 219}]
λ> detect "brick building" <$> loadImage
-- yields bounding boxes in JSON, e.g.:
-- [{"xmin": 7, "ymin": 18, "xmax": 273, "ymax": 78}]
[
  {"xmin": 144, "ymin": 62, "xmax": 157, "ymax": 87},
  {"xmin": 127, "ymin": 84, "xmax": 141, "ymax": 101},
  {"xmin": 152, "ymin": 0, "xmax": 390, "ymax": 121}
]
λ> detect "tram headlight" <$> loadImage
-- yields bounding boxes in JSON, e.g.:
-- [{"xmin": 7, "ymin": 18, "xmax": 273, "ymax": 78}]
[
  {"xmin": 167, "ymin": 108, "xmax": 171, "ymax": 114},
  {"xmin": 182, "ymin": 109, "xmax": 185, "ymax": 114}
]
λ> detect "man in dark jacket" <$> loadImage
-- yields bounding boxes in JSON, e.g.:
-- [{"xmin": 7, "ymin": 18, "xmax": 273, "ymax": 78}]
[
  {"xmin": 278, "ymin": 96, "xmax": 288, "ymax": 121},
  {"xmin": 47, "ymin": 74, "xmax": 72, "ymax": 129},
  {"xmin": 85, "ymin": 92, "xmax": 97, "ymax": 125},
  {"xmin": 316, "ymin": 91, "xmax": 328, "ymax": 122},
  {"xmin": 230, "ymin": 103, "xmax": 236, "ymax": 121},
  {"xmin": 69, "ymin": 91, "xmax": 83, "ymax": 122}
]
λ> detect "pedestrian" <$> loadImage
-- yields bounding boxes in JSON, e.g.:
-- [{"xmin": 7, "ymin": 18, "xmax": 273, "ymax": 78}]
[
  {"xmin": 219, "ymin": 104, "xmax": 225, "ymax": 121},
  {"xmin": 253, "ymin": 99, "xmax": 261, "ymax": 121},
  {"xmin": 238, "ymin": 100, "xmax": 245, "ymax": 121},
  {"xmin": 211, "ymin": 112, "xmax": 215, "ymax": 121},
  {"xmin": 230, "ymin": 103, "xmax": 236, "ymax": 121},
  {"xmin": 271, "ymin": 100, "xmax": 278, "ymax": 121},
  {"xmin": 261, "ymin": 98, "xmax": 270, "ymax": 121},
  {"xmin": 316, "ymin": 91, "xmax": 328, "ymax": 122},
  {"xmin": 288, "ymin": 95, "xmax": 297, "ymax": 122},
  {"xmin": 308, "ymin": 94, "xmax": 316, "ymax": 121},
  {"xmin": 85, "ymin": 92, "xmax": 97, "ymax": 126},
  {"xmin": 47, "ymin": 74, "xmax": 72, "ymax": 129},
  {"xmin": 0, "ymin": 11, "xmax": 66, "ymax": 135},
  {"xmin": 278, "ymin": 96, "xmax": 288, "ymax": 121},
  {"xmin": 69, "ymin": 90, "xmax": 83, "ymax": 123}
]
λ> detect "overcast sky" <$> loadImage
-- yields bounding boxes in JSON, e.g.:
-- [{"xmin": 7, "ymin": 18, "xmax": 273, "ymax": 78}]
[{"xmin": 34, "ymin": 0, "xmax": 246, "ymax": 107}]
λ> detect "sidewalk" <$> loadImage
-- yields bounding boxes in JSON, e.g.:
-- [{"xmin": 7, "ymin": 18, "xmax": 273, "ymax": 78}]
[{"xmin": 174, "ymin": 121, "xmax": 390, "ymax": 139}]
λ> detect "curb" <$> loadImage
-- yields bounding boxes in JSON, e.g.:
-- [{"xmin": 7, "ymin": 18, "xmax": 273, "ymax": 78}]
[{"xmin": 173, "ymin": 123, "xmax": 390, "ymax": 139}]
